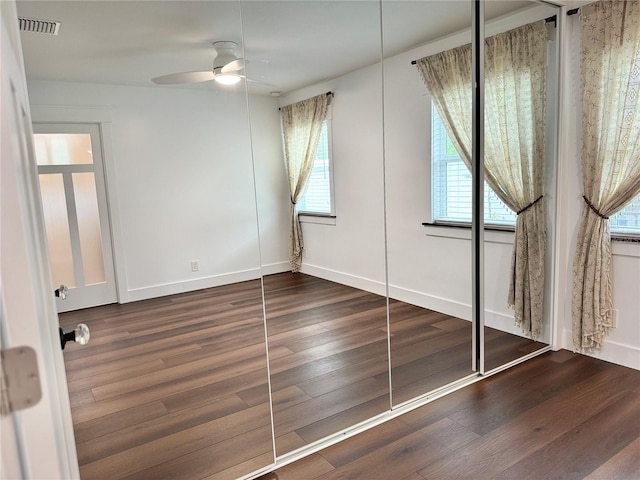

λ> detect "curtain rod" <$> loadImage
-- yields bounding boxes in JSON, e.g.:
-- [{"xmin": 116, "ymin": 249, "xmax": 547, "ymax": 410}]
[
  {"xmin": 278, "ymin": 92, "xmax": 333, "ymax": 110},
  {"xmin": 410, "ymin": 13, "xmax": 565, "ymax": 66}
]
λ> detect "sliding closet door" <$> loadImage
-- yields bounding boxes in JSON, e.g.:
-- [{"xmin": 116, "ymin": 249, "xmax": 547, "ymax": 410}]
[
  {"xmin": 18, "ymin": 1, "xmax": 275, "ymax": 478},
  {"xmin": 482, "ymin": 0, "xmax": 559, "ymax": 373},
  {"xmin": 241, "ymin": 0, "xmax": 389, "ymax": 457},
  {"xmin": 383, "ymin": 1, "xmax": 476, "ymax": 407}
]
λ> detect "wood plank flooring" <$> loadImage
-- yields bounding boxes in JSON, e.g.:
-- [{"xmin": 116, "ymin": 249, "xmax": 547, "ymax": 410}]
[
  {"xmin": 259, "ymin": 350, "xmax": 640, "ymax": 480},
  {"xmin": 59, "ymin": 280, "xmax": 274, "ymax": 480},
  {"xmin": 61, "ymin": 272, "xmax": 549, "ymax": 479},
  {"xmin": 262, "ymin": 273, "xmax": 544, "ymax": 452}
]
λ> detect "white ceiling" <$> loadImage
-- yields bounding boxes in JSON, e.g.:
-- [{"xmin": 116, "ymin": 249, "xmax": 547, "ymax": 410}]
[{"xmin": 16, "ymin": 0, "xmax": 551, "ymax": 95}]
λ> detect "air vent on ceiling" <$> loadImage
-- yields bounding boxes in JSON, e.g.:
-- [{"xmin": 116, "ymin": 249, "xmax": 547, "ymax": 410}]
[{"xmin": 18, "ymin": 17, "xmax": 61, "ymax": 36}]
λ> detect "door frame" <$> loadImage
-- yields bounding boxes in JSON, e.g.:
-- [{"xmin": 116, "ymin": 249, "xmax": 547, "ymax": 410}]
[
  {"xmin": 30, "ymin": 106, "xmax": 130, "ymax": 305},
  {"xmin": 1, "ymin": 1, "xmax": 79, "ymax": 476}
]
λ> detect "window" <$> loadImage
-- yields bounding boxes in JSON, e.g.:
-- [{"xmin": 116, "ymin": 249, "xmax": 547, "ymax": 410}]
[
  {"xmin": 610, "ymin": 195, "xmax": 640, "ymax": 236},
  {"xmin": 431, "ymin": 105, "xmax": 516, "ymax": 226},
  {"xmin": 298, "ymin": 108, "xmax": 333, "ymax": 215}
]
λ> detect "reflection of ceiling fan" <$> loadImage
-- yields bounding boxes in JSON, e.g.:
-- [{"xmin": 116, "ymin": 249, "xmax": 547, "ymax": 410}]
[{"xmin": 152, "ymin": 41, "xmax": 249, "ymax": 86}]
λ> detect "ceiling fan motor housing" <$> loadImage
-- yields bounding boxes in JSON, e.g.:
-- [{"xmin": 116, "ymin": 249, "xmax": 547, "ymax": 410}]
[{"xmin": 213, "ymin": 41, "xmax": 239, "ymax": 70}]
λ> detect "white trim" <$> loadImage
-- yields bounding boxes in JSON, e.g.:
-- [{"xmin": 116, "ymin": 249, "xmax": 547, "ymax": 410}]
[
  {"xmin": 423, "ymin": 225, "xmax": 514, "ymax": 244},
  {"xmin": 299, "ymin": 264, "xmax": 528, "ymax": 338},
  {"xmin": 388, "ymin": 284, "xmax": 526, "ymax": 337},
  {"xmin": 612, "ymin": 241, "xmax": 640, "ymax": 258},
  {"xmin": 299, "ymin": 214, "xmax": 336, "ymax": 225},
  {"xmin": 260, "ymin": 261, "xmax": 291, "ymax": 276},
  {"xmin": 1, "ymin": 9, "xmax": 78, "ymax": 476},
  {"xmin": 98, "ymin": 122, "xmax": 129, "ymax": 303},
  {"xmin": 299, "ymin": 263, "xmax": 387, "ymax": 297},
  {"xmin": 551, "ymin": 5, "xmax": 572, "ymax": 352},
  {"xmin": 561, "ymin": 328, "xmax": 640, "ymax": 370},
  {"xmin": 30, "ymin": 104, "xmax": 112, "ymax": 123},
  {"xmin": 125, "ymin": 268, "xmax": 263, "ymax": 302}
]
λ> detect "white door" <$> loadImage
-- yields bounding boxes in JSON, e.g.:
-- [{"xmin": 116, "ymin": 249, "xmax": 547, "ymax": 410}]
[
  {"xmin": 1, "ymin": 1, "xmax": 79, "ymax": 478},
  {"xmin": 32, "ymin": 123, "xmax": 117, "ymax": 312}
]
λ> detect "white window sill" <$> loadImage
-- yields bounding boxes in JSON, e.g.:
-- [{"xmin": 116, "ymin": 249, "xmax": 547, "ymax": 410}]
[
  {"xmin": 422, "ymin": 225, "xmax": 638, "ymax": 256},
  {"xmin": 423, "ymin": 223, "xmax": 514, "ymax": 245},
  {"xmin": 612, "ymin": 240, "xmax": 640, "ymax": 258},
  {"xmin": 299, "ymin": 213, "xmax": 336, "ymax": 225}
]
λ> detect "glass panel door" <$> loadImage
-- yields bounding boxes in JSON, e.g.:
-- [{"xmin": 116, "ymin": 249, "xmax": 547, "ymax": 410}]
[{"xmin": 34, "ymin": 124, "xmax": 117, "ymax": 311}]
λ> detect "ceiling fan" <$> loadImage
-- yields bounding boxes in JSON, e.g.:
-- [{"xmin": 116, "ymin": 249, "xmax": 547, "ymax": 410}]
[{"xmin": 152, "ymin": 41, "xmax": 249, "ymax": 86}]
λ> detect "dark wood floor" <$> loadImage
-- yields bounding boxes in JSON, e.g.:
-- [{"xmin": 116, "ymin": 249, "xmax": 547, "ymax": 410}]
[
  {"xmin": 60, "ymin": 272, "xmax": 549, "ymax": 479},
  {"xmin": 262, "ymin": 273, "xmax": 544, "ymax": 453},
  {"xmin": 59, "ymin": 280, "xmax": 274, "ymax": 480},
  {"xmin": 260, "ymin": 349, "xmax": 640, "ymax": 480}
]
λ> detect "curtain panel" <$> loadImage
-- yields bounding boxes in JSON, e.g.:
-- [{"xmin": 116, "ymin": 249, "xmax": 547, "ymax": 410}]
[
  {"xmin": 280, "ymin": 94, "xmax": 329, "ymax": 272},
  {"xmin": 416, "ymin": 20, "xmax": 548, "ymax": 338},
  {"xmin": 572, "ymin": 0, "xmax": 640, "ymax": 350}
]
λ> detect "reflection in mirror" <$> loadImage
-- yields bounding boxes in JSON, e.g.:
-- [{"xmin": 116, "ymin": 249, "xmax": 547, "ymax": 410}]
[
  {"xmin": 384, "ymin": 0, "xmax": 475, "ymax": 407},
  {"xmin": 18, "ymin": 1, "xmax": 274, "ymax": 478},
  {"xmin": 384, "ymin": 0, "xmax": 557, "ymax": 407},
  {"xmin": 482, "ymin": 0, "xmax": 559, "ymax": 372},
  {"xmin": 241, "ymin": 0, "xmax": 389, "ymax": 457}
]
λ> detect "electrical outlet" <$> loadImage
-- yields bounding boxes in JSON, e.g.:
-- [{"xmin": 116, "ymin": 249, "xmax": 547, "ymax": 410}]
[
  {"xmin": 611, "ymin": 309, "xmax": 619, "ymax": 328},
  {"xmin": 191, "ymin": 260, "xmax": 199, "ymax": 272}
]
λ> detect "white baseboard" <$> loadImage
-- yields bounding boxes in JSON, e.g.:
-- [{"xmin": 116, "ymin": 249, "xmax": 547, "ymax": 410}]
[
  {"xmin": 388, "ymin": 284, "xmax": 524, "ymax": 336},
  {"xmin": 561, "ymin": 328, "xmax": 640, "ymax": 370},
  {"xmin": 260, "ymin": 261, "xmax": 291, "ymax": 276},
  {"xmin": 299, "ymin": 264, "xmax": 524, "ymax": 338},
  {"xmin": 126, "ymin": 268, "xmax": 262, "ymax": 303},
  {"xmin": 299, "ymin": 264, "xmax": 387, "ymax": 296}
]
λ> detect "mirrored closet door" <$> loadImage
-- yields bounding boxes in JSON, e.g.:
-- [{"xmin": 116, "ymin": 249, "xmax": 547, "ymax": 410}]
[
  {"xmin": 241, "ymin": 0, "xmax": 389, "ymax": 458},
  {"xmin": 18, "ymin": 1, "xmax": 275, "ymax": 478},
  {"xmin": 482, "ymin": 0, "xmax": 559, "ymax": 373},
  {"xmin": 382, "ymin": 0, "xmax": 560, "ymax": 408},
  {"xmin": 16, "ymin": 0, "xmax": 564, "ymax": 477},
  {"xmin": 382, "ymin": 0, "xmax": 476, "ymax": 408}
]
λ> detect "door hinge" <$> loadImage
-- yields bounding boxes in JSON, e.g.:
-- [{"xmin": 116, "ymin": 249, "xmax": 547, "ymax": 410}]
[{"xmin": 0, "ymin": 346, "xmax": 42, "ymax": 415}]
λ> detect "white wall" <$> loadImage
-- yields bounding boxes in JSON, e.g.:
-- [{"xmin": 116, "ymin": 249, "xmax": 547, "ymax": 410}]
[
  {"xmin": 277, "ymin": 66, "xmax": 388, "ymax": 294},
  {"xmin": 249, "ymin": 95, "xmax": 291, "ymax": 274},
  {"xmin": 27, "ymin": 80, "xmax": 285, "ymax": 301}
]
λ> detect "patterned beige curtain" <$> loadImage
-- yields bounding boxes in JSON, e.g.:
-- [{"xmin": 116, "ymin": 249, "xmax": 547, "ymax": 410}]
[
  {"xmin": 572, "ymin": 1, "xmax": 640, "ymax": 350},
  {"xmin": 416, "ymin": 21, "xmax": 548, "ymax": 337},
  {"xmin": 280, "ymin": 94, "xmax": 329, "ymax": 272}
]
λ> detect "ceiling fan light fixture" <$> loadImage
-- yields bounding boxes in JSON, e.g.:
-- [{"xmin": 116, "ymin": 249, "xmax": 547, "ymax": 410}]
[{"xmin": 214, "ymin": 73, "xmax": 241, "ymax": 85}]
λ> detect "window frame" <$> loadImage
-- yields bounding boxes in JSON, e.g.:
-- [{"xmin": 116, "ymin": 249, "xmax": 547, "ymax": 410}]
[
  {"xmin": 429, "ymin": 103, "xmax": 516, "ymax": 230},
  {"xmin": 297, "ymin": 104, "xmax": 335, "ymax": 220},
  {"xmin": 609, "ymin": 196, "xmax": 640, "ymax": 240}
]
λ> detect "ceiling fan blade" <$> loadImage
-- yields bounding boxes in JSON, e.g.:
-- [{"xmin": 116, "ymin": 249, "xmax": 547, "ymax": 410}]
[
  {"xmin": 152, "ymin": 71, "xmax": 215, "ymax": 85},
  {"xmin": 221, "ymin": 58, "xmax": 248, "ymax": 74}
]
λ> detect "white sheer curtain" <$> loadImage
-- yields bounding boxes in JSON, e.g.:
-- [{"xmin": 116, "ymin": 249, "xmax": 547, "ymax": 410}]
[
  {"xmin": 572, "ymin": 1, "xmax": 640, "ymax": 350},
  {"xmin": 416, "ymin": 21, "xmax": 549, "ymax": 337},
  {"xmin": 280, "ymin": 94, "xmax": 329, "ymax": 272}
]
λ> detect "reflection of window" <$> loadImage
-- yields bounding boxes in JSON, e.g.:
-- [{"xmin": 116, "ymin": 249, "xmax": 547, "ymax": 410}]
[
  {"xmin": 298, "ymin": 110, "xmax": 333, "ymax": 215},
  {"xmin": 610, "ymin": 195, "xmax": 640, "ymax": 236},
  {"xmin": 432, "ymin": 105, "xmax": 516, "ymax": 226}
]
